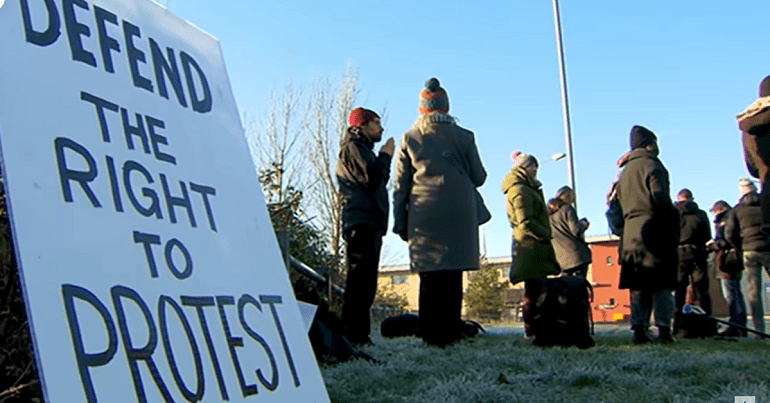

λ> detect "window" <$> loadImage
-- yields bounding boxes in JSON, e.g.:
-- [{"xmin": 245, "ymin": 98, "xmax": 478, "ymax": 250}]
[
  {"xmin": 606, "ymin": 256, "xmax": 612, "ymax": 266},
  {"xmin": 391, "ymin": 275, "xmax": 407, "ymax": 285},
  {"xmin": 609, "ymin": 298, "xmax": 615, "ymax": 306}
]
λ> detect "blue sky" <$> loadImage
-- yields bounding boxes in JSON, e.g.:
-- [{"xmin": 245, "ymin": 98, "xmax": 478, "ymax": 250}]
[{"xmin": 166, "ymin": 0, "xmax": 770, "ymax": 265}]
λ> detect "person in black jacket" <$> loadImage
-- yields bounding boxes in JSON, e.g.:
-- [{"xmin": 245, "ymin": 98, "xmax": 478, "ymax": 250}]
[
  {"xmin": 708, "ymin": 200, "xmax": 747, "ymax": 337},
  {"xmin": 335, "ymin": 107, "xmax": 395, "ymax": 345},
  {"xmin": 725, "ymin": 178, "xmax": 770, "ymax": 338},
  {"xmin": 673, "ymin": 189, "xmax": 713, "ymax": 337},
  {"xmin": 615, "ymin": 126, "xmax": 679, "ymax": 344}
]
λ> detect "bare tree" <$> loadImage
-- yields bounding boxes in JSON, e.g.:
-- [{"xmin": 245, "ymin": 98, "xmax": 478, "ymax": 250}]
[
  {"xmin": 306, "ymin": 64, "xmax": 360, "ymax": 278},
  {"xmin": 244, "ymin": 83, "xmax": 307, "ymax": 266},
  {"xmin": 246, "ymin": 83, "xmax": 305, "ymax": 209}
]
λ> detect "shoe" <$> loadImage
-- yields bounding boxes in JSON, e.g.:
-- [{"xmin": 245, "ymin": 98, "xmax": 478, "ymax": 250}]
[
  {"xmin": 657, "ymin": 327, "xmax": 677, "ymax": 344},
  {"xmin": 632, "ymin": 327, "xmax": 651, "ymax": 344},
  {"xmin": 717, "ymin": 328, "xmax": 740, "ymax": 338}
]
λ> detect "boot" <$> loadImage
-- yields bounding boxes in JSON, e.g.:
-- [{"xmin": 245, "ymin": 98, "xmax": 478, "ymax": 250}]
[
  {"xmin": 632, "ymin": 326, "xmax": 651, "ymax": 344},
  {"xmin": 657, "ymin": 327, "xmax": 677, "ymax": 344}
]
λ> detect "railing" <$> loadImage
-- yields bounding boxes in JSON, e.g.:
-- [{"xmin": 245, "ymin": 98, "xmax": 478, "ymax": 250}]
[{"xmin": 288, "ymin": 255, "xmax": 345, "ymax": 295}]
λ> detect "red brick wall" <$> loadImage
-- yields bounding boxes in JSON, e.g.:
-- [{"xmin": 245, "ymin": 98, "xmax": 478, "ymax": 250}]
[{"xmin": 589, "ymin": 241, "xmax": 630, "ymax": 322}]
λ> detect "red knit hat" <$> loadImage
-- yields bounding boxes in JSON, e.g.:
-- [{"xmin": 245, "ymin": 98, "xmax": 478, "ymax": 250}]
[
  {"xmin": 348, "ymin": 107, "xmax": 379, "ymax": 128},
  {"xmin": 418, "ymin": 78, "xmax": 449, "ymax": 115}
]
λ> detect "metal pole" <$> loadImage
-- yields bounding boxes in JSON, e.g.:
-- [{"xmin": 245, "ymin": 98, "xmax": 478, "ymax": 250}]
[{"xmin": 551, "ymin": 0, "xmax": 578, "ymax": 213}]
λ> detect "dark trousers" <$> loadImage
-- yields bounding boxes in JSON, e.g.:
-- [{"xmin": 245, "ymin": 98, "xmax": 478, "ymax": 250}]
[
  {"xmin": 673, "ymin": 256, "xmax": 712, "ymax": 332},
  {"xmin": 419, "ymin": 270, "xmax": 463, "ymax": 346},
  {"xmin": 521, "ymin": 278, "xmax": 541, "ymax": 337},
  {"xmin": 341, "ymin": 225, "xmax": 382, "ymax": 343}
]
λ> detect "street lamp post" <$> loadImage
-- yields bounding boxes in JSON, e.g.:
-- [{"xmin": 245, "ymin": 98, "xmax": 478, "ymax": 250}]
[{"xmin": 551, "ymin": 0, "xmax": 578, "ymax": 213}]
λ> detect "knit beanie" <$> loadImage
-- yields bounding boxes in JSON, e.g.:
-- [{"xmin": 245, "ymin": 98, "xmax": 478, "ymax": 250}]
[
  {"xmin": 739, "ymin": 177, "xmax": 758, "ymax": 196},
  {"xmin": 511, "ymin": 150, "xmax": 538, "ymax": 168},
  {"xmin": 760, "ymin": 75, "xmax": 770, "ymax": 98},
  {"xmin": 709, "ymin": 200, "xmax": 730, "ymax": 213},
  {"xmin": 630, "ymin": 125, "xmax": 657, "ymax": 150},
  {"xmin": 348, "ymin": 107, "xmax": 379, "ymax": 128},
  {"xmin": 418, "ymin": 78, "xmax": 449, "ymax": 115}
]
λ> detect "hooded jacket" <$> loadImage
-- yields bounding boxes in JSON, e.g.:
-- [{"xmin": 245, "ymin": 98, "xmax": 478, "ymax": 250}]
[
  {"xmin": 616, "ymin": 147, "xmax": 679, "ymax": 290},
  {"xmin": 549, "ymin": 202, "xmax": 591, "ymax": 271},
  {"xmin": 335, "ymin": 127, "xmax": 391, "ymax": 235},
  {"xmin": 674, "ymin": 200, "xmax": 711, "ymax": 261},
  {"xmin": 503, "ymin": 166, "xmax": 559, "ymax": 284},
  {"xmin": 710, "ymin": 209, "xmax": 743, "ymax": 278},
  {"xmin": 725, "ymin": 191, "xmax": 770, "ymax": 252}
]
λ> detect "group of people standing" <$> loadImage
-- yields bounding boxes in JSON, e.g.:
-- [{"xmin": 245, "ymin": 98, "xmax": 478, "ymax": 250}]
[
  {"xmin": 333, "ymin": 74, "xmax": 770, "ymax": 348},
  {"xmin": 606, "ymin": 74, "xmax": 770, "ymax": 343}
]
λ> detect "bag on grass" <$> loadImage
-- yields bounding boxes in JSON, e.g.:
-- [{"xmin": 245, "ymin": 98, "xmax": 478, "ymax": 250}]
[
  {"xmin": 526, "ymin": 276, "xmax": 595, "ymax": 349},
  {"xmin": 678, "ymin": 280, "xmax": 717, "ymax": 338}
]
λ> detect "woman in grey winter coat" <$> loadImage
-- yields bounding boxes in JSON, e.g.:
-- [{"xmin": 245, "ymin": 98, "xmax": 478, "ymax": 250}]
[
  {"xmin": 549, "ymin": 186, "xmax": 591, "ymax": 277},
  {"xmin": 392, "ymin": 78, "xmax": 487, "ymax": 347}
]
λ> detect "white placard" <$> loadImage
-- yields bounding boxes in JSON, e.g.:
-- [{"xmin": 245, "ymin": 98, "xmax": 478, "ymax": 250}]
[{"xmin": 0, "ymin": 0, "xmax": 329, "ymax": 402}]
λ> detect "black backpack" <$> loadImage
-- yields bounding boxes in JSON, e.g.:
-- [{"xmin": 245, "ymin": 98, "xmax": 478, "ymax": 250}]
[{"xmin": 526, "ymin": 276, "xmax": 595, "ymax": 349}]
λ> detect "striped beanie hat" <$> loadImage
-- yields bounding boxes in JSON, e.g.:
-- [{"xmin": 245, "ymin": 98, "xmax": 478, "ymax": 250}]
[{"xmin": 418, "ymin": 77, "xmax": 449, "ymax": 115}]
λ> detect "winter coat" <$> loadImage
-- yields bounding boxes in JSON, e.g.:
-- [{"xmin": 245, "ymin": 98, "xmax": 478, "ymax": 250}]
[
  {"xmin": 336, "ymin": 127, "xmax": 392, "ymax": 235},
  {"xmin": 503, "ymin": 166, "xmax": 559, "ymax": 284},
  {"xmin": 674, "ymin": 200, "xmax": 711, "ymax": 263},
  {"xmin": 739, "ymin": 100, "xmax": 770, "ymax": 181},
  {"xmin": 725, "ymin": 191, "xmax": 770, "ymax": 252},
  {"xmin": 392, "ymin": 120, "xmax": 486, "ymax": 273},
  {"xmin": 549, "ymin": 203, "xmax": 591, "ymax": 272},
  {"xmin": 709, "ymin": 209, "xmax": 743, "ymax": 279},
  {"xmin": 616, "ymin": 148, "xmax": 679, "ymax": 290}
]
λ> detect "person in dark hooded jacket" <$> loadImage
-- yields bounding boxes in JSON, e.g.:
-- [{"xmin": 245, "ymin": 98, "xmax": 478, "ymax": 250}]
[
  {"xmin": 615, "ymin": 125, "xmax": 679, "ymax": 344},
  {"xmin": 738, "ymin": 75, "xmax": 770, "ymax": 233},
  {"xmin": 725, "ymin": 178, "xmax": 770, "ymax": 338},
  {"xmin": 672, "ymin": 189, "xmax": 713, "ymax": 337},
  {"xmin": 708, "ymin": 200, "xmax": 747, "ymax": 337},
  {"xmin": 335, "ymin": 107, "xmax": 395, "ymax": 345},
  {"xmin": 549, "ymin": 186, "xmax": 591, "ymax": 277}
]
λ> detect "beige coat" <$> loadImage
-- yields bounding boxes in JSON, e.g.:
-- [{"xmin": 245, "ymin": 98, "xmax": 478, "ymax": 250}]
[{"xmin": 392, "ymin": 119, "xmax": 486, "ymax": 273}]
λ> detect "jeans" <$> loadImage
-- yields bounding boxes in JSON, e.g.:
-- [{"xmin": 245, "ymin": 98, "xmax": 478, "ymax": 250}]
[
  {"xmin": 720, "ymin": 278, "xmax": 747, "ymax": 331},
  {"xmin": 742, "ymin": 250, "xmax": 770, "ymax": 334},
  {"xmin": 630, "ymin": 289, "xmax": 675, "ymax": 329}
]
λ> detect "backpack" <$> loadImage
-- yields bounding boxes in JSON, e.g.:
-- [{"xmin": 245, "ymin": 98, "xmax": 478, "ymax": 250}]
[
  {"xmin": 605, "ymin": 180, "xmax": 623, "ymax": 236},
  {"xmin": 526, "ymin": 276, "xmax": 595, "ymax": 348}
]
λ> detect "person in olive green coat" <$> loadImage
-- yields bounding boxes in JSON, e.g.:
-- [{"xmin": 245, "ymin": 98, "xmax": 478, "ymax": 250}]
[{"xmin": 503, "ymin": 152, "xmax": 559, "ymax": 337}]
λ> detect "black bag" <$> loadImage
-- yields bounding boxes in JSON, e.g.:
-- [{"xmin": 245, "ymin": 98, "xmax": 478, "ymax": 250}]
[
  {"xmin": 526, "ymin": 276, "xmax": 595, "ymax": 348},
  {"xmin": 474, "ymin": 189, "xmax": 492, "ymax": 225},
  {"xmin": 605, "ymin": 181, "xmax": 623, "ymax": 236}
]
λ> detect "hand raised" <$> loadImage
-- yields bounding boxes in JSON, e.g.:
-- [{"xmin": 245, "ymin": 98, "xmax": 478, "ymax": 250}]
[{"xmin": 380, "ymin": 137, "xmax": 395, "ymax": 157}]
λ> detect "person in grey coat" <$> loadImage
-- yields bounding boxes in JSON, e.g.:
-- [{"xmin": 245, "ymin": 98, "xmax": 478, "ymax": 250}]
[
  {"xmin": 335, "ymin": 107, "xmax": 394, "ymax": 345},
  {"xmin": 392, "ymin": 78, "xmax": 487, "ymax": 347},
  {"xmin": 548, "ymin": 186, "xmax": 591, "ymax": 277},
  {"xmin": 615, "ymin": 125, "xmax": 679, "ymax": 344}
]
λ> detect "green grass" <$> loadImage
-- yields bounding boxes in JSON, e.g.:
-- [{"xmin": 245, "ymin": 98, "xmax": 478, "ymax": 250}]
[{"xmin": 320, "ymin": 327, "xmax": 770, "ymax": 403}]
